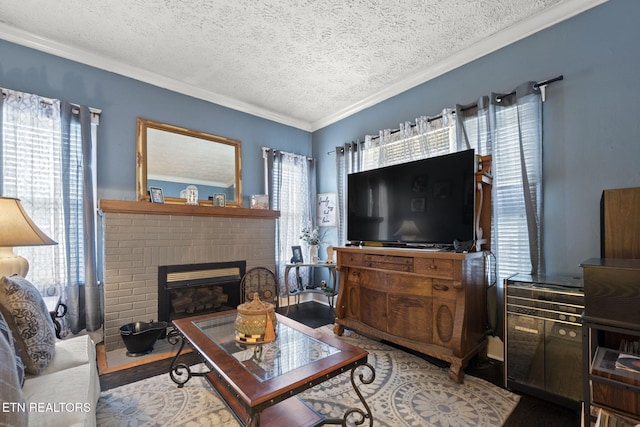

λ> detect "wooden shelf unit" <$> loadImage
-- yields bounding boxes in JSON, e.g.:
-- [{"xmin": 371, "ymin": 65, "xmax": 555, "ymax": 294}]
[
  {"xmin": 601, "ymin": 187, "xmax": 640, "ymax": 259},
  {"xmin": 582, "ymin": 258, "xmax": 640, "ymax": 426}
]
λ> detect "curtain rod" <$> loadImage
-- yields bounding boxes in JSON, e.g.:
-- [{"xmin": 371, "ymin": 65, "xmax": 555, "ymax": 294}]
[
  {"xmin": 495, "ymin": 75, "xmax": 564, "ymax": 102},
  {"xmin": 262, "ymin": 146, "xmax": 314, "ymax": 162},
  {"xmin": 1, "ymin": 89, "xmax": 102, "ymax": 117},
  {"xmin": 368, "ymin": 75, "xmax": 562, "ymax": 140},
  {"xmin": 327, "ymin": 74, "xmax": 563, "ymax": 154}
]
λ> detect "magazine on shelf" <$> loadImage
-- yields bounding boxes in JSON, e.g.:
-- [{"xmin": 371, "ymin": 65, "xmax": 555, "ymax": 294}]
[
  {"xmin": 592, "ymin": 347, "xmax": 640, "ymax": 382},
  {"xmin": 615, "ymin": 353, "xmax": 640, "ymax": 374}
]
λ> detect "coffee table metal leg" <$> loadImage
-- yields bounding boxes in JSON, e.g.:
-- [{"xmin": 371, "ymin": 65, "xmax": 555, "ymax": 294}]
[
  {"xmin": 320, "ymin": 362, "xmax": 376, "ymax": 427},
  {"xmin": 167, "ymin": 328, "xmax": 208, "ymax": 388}
]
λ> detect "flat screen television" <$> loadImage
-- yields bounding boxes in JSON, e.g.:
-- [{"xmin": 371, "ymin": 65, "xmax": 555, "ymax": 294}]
[{"xmin": 347, "ymin": 149, "xmax": 476, "ymax": 248}]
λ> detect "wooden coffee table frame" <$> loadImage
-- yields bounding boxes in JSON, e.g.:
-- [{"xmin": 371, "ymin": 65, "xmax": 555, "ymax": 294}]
[{"xmin": 169, "ymin": 311, "xmax": 375, "ymax": 427}]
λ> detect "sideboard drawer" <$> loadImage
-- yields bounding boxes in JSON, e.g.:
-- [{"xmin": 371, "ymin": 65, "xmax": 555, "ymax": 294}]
[
  {"xmin": 338, "ymin": 252, "xmax": 364, "ymax": 267},
  {"xmin": 363, "ymin": 254, "xmax": 414, "ymax": 272},
  {"xmin": 414, "ymin": 258, "xmax": 454, "ymax": 278}
]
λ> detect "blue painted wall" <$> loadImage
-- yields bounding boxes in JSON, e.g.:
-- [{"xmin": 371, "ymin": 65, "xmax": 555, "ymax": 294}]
[
  {"xmin": 0, "ymin": 40, "xmax": 312, "ymax": 206},
  {"xmin": 312, "ymin": 0, "xmax": 640, "ymax": 276}
]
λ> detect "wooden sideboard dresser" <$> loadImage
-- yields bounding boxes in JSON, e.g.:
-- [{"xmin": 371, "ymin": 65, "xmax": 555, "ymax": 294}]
[{"xmin": 333, "ymin": 246, "xmax": 487, "ymax": 382}]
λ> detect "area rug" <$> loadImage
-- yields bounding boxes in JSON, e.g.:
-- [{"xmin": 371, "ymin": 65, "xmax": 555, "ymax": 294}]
[{"xmin": 96, "ymin": 325, "xmax": 519, "ymax": 426}]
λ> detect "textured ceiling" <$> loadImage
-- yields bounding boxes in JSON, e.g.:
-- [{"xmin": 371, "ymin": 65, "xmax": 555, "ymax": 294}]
[{"xmin": 0, "ymin": 0, "xmax": 604, "ymax": 131}]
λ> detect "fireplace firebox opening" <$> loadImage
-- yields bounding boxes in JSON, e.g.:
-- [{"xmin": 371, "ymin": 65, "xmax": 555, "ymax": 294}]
[{"xmin": 158, "ymin": 260, "xmax": 246, "ymax": 323}]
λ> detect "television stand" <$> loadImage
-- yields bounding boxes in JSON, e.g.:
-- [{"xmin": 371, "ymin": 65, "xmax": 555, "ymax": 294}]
[{"xmin": 333, "ymin": 246, "xmax": 488, "ymax": 383}]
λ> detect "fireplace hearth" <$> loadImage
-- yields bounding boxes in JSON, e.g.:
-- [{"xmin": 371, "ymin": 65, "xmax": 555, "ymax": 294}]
[{"xmin": 158, "ymin": 261, "xmax": 246, "ymax": 323}]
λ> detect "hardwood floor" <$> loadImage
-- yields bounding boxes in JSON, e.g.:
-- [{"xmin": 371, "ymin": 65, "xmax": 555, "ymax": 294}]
[{"xmin": 98, "ymin": 301, "xmax": 580, "ymax": 426}]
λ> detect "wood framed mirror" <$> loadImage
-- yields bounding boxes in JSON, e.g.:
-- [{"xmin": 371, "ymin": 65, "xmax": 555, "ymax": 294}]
[{"xmin": 136, "ymin": 118, "xmax": 242, "ymax": 207}]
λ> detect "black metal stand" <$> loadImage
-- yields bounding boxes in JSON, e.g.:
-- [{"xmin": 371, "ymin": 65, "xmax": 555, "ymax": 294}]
[
  {"xmin": 317, "ymin": 363, "xmax": 376, "ymax": 427},
  {"xmin": 167, "ymin": 328, "xmax": 208, "ymax": 388},
  {"xmin": 52, "ymin": 302, "xmax": 67, "ymax": 339}
]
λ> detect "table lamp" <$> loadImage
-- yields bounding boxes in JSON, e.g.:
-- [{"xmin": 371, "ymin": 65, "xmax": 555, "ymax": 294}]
[{"xmin": 0, "ymin": 197, "xmax": 57, "ymax": 278}]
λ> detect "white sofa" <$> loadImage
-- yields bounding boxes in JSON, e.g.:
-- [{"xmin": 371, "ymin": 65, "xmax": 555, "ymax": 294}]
[
  {"xmin": 21, "ymin": 335, "xmax": 101, "ymax": 426},
  {"xmin": 0, "ymin": 275, "xmax": 100, "ymax": 427}
]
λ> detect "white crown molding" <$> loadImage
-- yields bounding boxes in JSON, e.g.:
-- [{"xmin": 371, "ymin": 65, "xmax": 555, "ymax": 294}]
[
  {"xmin": 0, "ymin": 23, "xmax": 313, "ymax": 132},
  {"xmin": 0, "ymin": 0, "xmax": 606, "ymax": 134},
  {"xmin": 310, "ymin": 0, "xmax": 608, "ymax": 132}
]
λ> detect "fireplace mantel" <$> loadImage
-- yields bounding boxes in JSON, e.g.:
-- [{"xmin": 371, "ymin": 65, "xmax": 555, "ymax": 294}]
[{"xmin": 99, "ymin": 199, "xmax": 279, "ymax": 219}]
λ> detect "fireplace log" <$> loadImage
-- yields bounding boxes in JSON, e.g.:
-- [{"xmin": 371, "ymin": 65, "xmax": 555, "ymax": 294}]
[{"xmin": 170, "ymin": 285, "xmax": 230, "ymax": 315}]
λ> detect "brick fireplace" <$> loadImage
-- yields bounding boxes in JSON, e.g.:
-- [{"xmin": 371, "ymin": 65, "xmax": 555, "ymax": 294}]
[{"xmin": 100, "ymin": 201, "xmax": 277, "ymax": 351}]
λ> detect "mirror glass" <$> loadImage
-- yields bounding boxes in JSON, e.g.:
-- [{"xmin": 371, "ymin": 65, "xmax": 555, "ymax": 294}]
[{"xmin": 136, "ymin": 118, "xmax": 242, "ymax": 207}]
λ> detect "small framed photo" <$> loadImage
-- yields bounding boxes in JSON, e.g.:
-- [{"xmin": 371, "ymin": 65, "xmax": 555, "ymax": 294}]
[
  {"xmin": 291, "ymin": 245, "xmax": 303, "ymax": 263},
  {"xmin": 213, "ymin": 193, "xmax": 226, "ymax": 207},
  {"xmin": 150, "ymin": 187, "xmax": 164, "ymax": 203},
  {"xmin": 411, "ymin": 198, "xmax": 425, "ymax": 212},
  {"xmin": 251, "ymin": 194, "xmax": 269, "ymax": 209}
]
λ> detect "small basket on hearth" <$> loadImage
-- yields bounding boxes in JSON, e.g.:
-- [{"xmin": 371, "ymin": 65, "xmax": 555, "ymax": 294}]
[{"xmin": 235, "ymin": 293, "xmax": 277, "ymax": 344}]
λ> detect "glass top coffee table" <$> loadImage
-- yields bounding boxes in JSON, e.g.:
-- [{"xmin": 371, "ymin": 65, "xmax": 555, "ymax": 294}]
[{"xmin": 169, "ymin": 311, "xmax": 374, "ymax": 426}]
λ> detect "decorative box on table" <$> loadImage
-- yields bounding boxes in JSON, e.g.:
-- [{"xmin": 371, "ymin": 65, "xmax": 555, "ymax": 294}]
[{"xmin": 235, "ymin": 294, "xmax": 277, "ymax": 344}]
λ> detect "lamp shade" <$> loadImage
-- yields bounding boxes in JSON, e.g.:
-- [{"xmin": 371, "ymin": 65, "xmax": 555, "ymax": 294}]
[
  {"xmin": 0, "ymin": 197, "xmax": 57, "ymax": 278},
  {"xmin": 394, "ymin": 220, "xmax": 421, "ymax": 241}
]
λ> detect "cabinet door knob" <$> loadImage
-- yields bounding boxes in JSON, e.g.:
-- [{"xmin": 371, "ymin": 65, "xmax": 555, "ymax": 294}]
[
  {"xmin": 433, "ymin": 283, "xmax": 449, "ymax": 291},
  {"xmin": 430, "ymin": 264, "xmax": 437, "ymax": 269}
]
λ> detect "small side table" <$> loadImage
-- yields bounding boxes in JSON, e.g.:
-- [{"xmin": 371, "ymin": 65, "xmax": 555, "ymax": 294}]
[
  {"xmin": 42, "ymin": 295, "xmax": 67, "ymax": 339},
  {"xmin": 284, "ymin": 262, "xmax": 337, "ymax": 314}
]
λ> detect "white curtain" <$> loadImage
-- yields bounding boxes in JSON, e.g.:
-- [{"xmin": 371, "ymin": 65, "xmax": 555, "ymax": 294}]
[
  {"xmin": 266, "ymin": 149, "xmax": 316, "ymax": 292},
  {"xmin": 0, "ymin": 89, "xmax": 102, "ymax": 335},
  {"xmin": 1, "ymin": 92, "xmax": 65, "ymax": 285},
  {"xmin": 335, "ymin": 142, "xmax": 359, "ymax": 247}
]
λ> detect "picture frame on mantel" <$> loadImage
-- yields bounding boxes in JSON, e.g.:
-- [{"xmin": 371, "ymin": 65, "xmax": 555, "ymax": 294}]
[
  {"xmin": 251, "ymin": 194, "xmax": 269, "ymax": 209},
  {"xmin": 212, "ymin": 193, "xmax": 226, "ymax": 207},
  {"xmin": 150, "ymin": 187, "xmax": 164, "ymax": 203}
]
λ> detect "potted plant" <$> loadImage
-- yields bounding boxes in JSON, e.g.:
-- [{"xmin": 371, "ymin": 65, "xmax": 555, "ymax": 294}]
[{"xmin": 300, "ymin": 224, "xmax": 325, "ymax": 263}]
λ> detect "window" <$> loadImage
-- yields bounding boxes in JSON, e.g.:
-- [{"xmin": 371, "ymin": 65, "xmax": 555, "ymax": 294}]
[
  {"xmin": 491, "ymin": 96, "xmax": 543, "ymax": 278},
  {"xmin": 1, "ymin": 89, "xmax": 97, "ymax": 290},
  {"xmin": 265, "ymin": 149, "xmax": 315, "ymax": 288}
]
